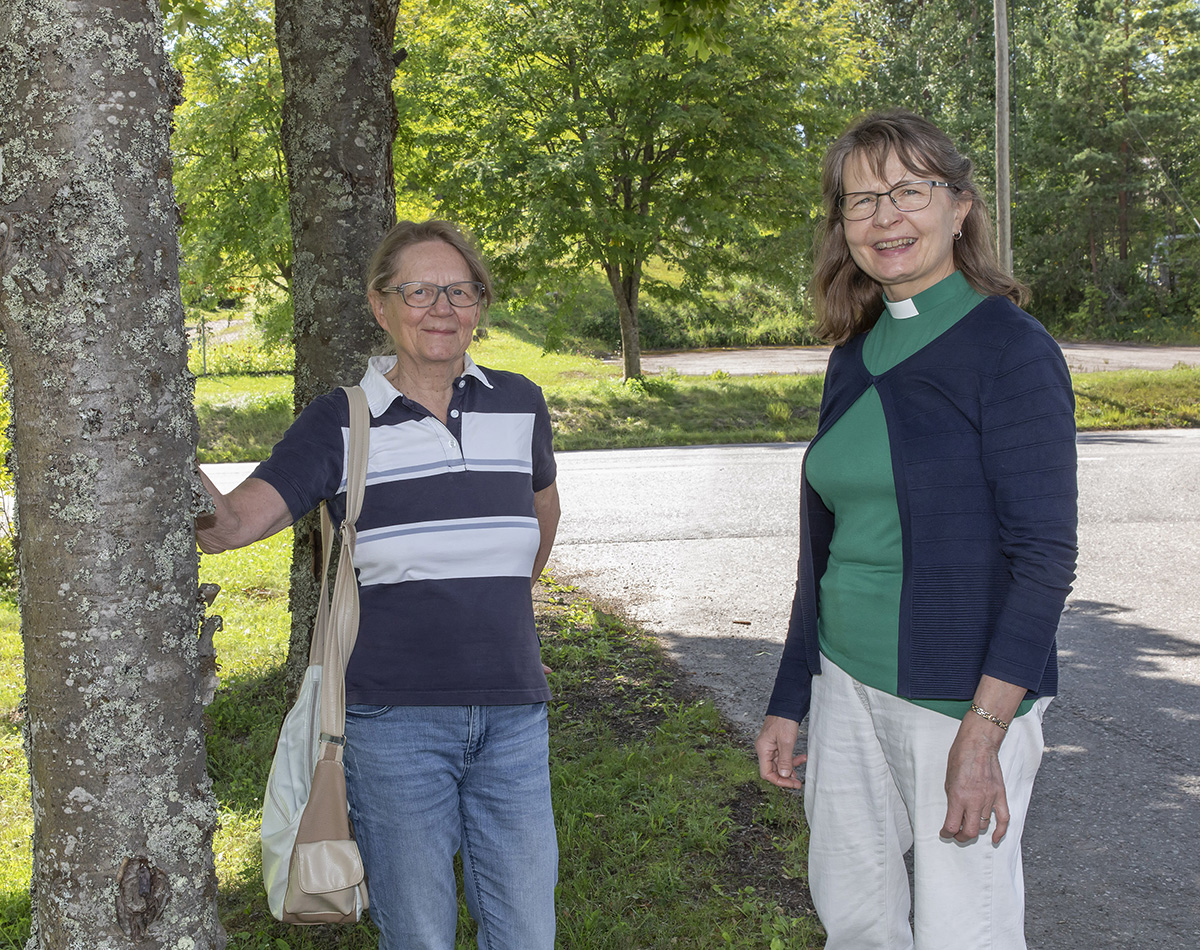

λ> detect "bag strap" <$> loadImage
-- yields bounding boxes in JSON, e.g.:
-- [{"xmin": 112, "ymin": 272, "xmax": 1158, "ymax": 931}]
[
  {"xmin": 306, "ymin": 504, "xmax": 336, "ymax": 666},
  {"xmin": 316, "ymin": 385, "xmax": 370, "ymax": 755}
]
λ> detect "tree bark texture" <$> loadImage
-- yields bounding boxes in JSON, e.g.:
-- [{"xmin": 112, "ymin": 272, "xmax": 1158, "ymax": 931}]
[
  {"xmin": 0, "ymin": 2, "xmax": 224, "ymax": 948},
  {"xmin": 274, "ymin": 0, "xmax": 398, "ymax": 697}
]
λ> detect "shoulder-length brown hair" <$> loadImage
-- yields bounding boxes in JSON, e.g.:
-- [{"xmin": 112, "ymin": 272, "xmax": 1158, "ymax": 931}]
[{"xmin": 811, "ymin": 109, "xmax": 1028, "ymax": 345}]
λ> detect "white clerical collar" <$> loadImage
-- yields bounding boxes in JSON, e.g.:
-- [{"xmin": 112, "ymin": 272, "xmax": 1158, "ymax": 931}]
[{"xmin": 883, "ymin": 296, "xmax": 919, "ymax": 320}]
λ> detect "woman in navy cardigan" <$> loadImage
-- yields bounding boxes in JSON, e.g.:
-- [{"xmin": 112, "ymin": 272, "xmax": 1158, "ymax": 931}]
[{"xmin": 755, "ymin": 110, "xmax": 1077, "ymax": 950}]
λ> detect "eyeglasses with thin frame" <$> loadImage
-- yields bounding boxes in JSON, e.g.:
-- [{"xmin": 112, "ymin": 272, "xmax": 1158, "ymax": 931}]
[
  {"xmin": 378, "ymin": 281, "xmax": 485, "ymax": 308},
  {"xmin": 837, "ymin": 180, "xmax": 956, "ymax": 221}
]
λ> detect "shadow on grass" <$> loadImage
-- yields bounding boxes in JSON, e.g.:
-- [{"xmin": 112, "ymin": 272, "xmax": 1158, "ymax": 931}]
[
  {"xmin": 205, "ymin": 663, "xmax": 290, "ymax": 813},
  {"xmin": 0, "ymin": 889, "xmax": 30, "ymax": 950},
  {"xmin": 537, "ymin": 589, "xmax": 822, "ymax": 944},
  {"xmin": 197, "ymin": 401, "xmax": 294, "ymax": 465},
  {"xmin": 219, "ymin": 873, "xmax": 379, "ymax": 949}
]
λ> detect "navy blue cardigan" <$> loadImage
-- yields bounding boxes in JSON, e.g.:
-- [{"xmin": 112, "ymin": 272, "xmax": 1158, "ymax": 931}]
[{"xmin": 766, "ymin": 297, "xmax": 1078, "ymax": 723}]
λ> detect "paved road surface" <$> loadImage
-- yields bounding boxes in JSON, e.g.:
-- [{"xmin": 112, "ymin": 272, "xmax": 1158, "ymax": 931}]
[
  {"xmin": 549, "ymin": 430, "xmax": 1200, "ymax": 950},
  {"xmin": 619, "ymin": 341, "xmax": 1200, "ymax": 377}
]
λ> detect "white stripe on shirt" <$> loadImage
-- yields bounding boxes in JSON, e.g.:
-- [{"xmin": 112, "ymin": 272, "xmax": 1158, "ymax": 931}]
[{"xmin": 355, "ymin": 516, "xmax": 541, "ymax": 586}]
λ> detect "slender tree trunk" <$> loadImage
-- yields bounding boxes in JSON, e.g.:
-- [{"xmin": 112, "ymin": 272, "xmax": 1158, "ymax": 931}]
[
  {"xmin": 275, "ymin": 0, "xmax": 400, "ymax": 695},
  {"xmin": 994, "ymin": 0, "xmax": 1013, "ymax": 273},
  {"xmin": 604, "ymin": 262, "xmax": 642, "ymax": 379},
  {"xmin": 0, "ymin": 1, "xmax": 224, "ymax": 947}
]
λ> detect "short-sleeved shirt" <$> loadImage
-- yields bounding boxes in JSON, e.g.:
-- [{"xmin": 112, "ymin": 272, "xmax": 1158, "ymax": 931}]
[{"xmin": 252, "ymin": 353, "xmax": 556, "ymax": 706}]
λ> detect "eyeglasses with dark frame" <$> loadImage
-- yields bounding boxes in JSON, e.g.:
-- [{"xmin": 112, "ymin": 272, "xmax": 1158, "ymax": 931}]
[
  {"xmin": 378, "ymin": 281, "xmax": 485, "ymax": 308},
  {"xmin": 837, "ymin": 180, "xmax": 956, "ymax": 221}
]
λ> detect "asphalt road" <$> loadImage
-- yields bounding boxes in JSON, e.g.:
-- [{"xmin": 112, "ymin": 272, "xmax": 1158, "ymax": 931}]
[{"xmin": 549, "ymin": 429, "xmax": 1200, "ymax": 950}]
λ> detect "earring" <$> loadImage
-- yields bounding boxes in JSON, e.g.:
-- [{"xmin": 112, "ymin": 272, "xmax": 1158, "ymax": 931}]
[{"xmin": 953, "ymin": 230, "xmax": 963, "ymax": 241}]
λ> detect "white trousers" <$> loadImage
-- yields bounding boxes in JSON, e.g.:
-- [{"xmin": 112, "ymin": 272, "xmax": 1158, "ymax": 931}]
[{"xmin": 805, "ymin": 656, "xmax": 1050, "ymax": 950}]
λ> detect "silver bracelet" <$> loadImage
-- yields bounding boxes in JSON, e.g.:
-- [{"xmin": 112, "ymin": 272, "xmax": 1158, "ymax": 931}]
[{"xmin": 970, "ymin": 702, "xmax": 1010, "ymax": 732}]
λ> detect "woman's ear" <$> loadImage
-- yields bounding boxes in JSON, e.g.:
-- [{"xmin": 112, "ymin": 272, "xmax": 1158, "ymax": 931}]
[
  {"xmin": 367, "ymin": 292, "xmax": 387, "ymax": 329},
  {"xmin": 953, "ymin": 195, "xmax": 973, "ymax": 234}
]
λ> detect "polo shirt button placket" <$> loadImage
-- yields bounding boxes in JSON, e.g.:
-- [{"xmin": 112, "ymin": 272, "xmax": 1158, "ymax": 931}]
[{"xmin": 447, "ymin": 379, "xmax": 465, "ymax": 461}]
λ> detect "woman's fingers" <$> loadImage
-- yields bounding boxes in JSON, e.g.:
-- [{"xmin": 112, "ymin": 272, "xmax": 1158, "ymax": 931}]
[{"xmin": 755, "ymin": 716, "xmax": 806, "ymax": 790}]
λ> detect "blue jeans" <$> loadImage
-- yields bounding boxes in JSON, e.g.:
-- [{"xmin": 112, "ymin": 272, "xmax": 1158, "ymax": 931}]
[{"xmin": 343, "ymin": 703, "xmax": 558, "ymax": 950}]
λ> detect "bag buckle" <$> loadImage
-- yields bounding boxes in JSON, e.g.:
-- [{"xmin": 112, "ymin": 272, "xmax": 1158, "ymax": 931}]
[{"xmin": 319, "ymin": 733, "xmax": 346, "ymax": 747}]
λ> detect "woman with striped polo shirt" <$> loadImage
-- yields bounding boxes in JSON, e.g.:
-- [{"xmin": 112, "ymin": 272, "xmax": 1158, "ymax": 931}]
[{"xmin": 198, "ymin": 220, "xmax": 560, "ymax": 950}]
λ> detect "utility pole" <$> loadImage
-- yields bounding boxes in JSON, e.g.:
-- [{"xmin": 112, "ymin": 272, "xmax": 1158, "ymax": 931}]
[{"xmin": 995, "ymin": 0, "xmax": 1013, "ymax": 272}]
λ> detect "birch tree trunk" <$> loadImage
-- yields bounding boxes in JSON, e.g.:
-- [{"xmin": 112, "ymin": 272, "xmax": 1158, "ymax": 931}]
[
  {"xmin": 274, "ymin": 0, "xmax": 399, "ymax": 695},
  {"xmin": 0, "ymin": 1, "xmax": 224, "ymax": 947}
]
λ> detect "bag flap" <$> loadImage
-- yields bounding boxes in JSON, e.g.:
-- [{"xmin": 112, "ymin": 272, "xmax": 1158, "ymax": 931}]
[{"xmin": 292, "ymin": 839, "xmax": 366, "ymax": 895}]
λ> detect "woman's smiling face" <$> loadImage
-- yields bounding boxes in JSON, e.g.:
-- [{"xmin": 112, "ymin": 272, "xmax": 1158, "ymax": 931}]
[
  {"xmin": 369, "ymin": 240, "xmax": 481, "ymax": 369},
  {"xmin": 841, "ymin": 150, "xmax": 971, "ymax": 301}
]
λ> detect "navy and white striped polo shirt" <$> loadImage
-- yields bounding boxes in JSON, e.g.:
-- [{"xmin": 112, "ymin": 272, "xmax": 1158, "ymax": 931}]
[{"xmin": 252, "ymin": 354, "xmax": 556, "ymax": 706}]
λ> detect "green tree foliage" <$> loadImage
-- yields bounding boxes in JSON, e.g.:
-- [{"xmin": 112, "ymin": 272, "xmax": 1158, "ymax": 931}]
[
  {"xmin": 844, "ymin": 0, "xmax": 1200, "ymax": 340},
  {"xmin": 845, "ymin": 0, "xmax": 998, "ymax": 171},
  {"xmin": 398, "ymin": 0, "xmax": 862, "ymax": 376},
  {"xmin": 1013, "ymin": 0, "xmax": 1200, "ymax": 337},
  {"xmin": 172, "ymin": 0, "xmax": 291, "ymax": 309}
]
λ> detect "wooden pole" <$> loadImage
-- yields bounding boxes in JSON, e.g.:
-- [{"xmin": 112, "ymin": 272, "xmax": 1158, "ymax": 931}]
[{"xmin": 995, "ymin": 0, "xmax": 1013, "ymax": 272}]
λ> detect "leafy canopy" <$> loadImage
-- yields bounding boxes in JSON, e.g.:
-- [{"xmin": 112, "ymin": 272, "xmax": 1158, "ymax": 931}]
[
  {"xmin": 397, "ymin": 0, "xmax": 863, "ymax": 371},
  {"xmin": 172, "ymin": 0, "xmax": 290, "ymax": 306}
]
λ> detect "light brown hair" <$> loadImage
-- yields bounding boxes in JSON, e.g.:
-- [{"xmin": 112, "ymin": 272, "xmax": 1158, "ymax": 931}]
[
  {"xmin": 811, "ymin": 109, "xmax": 1028, "ymax": 345},
  {"xmin": 365, "ymin": 219, "xmax": 495, "ymax": 311}
]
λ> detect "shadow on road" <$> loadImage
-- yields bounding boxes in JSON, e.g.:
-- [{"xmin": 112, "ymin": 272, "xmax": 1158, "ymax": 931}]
[
  {"xmin": 637, "ymin": 600, "xmax": 1200, "ymax": 950},
  {"xmin": 1028, "ymin": 599, "xmax": 1199, "ymax": 949}
]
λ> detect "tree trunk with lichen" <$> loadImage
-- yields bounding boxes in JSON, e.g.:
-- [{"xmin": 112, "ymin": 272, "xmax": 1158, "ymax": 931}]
[
  {"xmin": 0, "ymin": 1, "xmax": 225, "ymax": 948},
  {"xmin": 275, "ymin": 0, "xmax": 399, "ymax": 697}
]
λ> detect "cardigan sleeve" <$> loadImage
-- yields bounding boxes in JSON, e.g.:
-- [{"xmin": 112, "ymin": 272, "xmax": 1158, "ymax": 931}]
[
  {"xmin": 977, "ymin": 322, "xmax": 1078, "ymax": 691},
  {"xmin": 765, "ymin": 480, "xmax": 833, "ymax": 723},
  {"xmin": 764, "ymin": 344, "xmax": 861, "ymax": 723}
]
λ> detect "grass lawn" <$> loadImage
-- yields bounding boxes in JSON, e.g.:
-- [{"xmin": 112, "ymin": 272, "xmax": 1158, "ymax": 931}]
[
  {"xmin": 0, "ymin": 542, "xmax": 822, "ymax": 948},
  {"xmin": 195, "ymin": 329, "xmax": 1200, "ymax": 464},
  {"xmin": 1071, "ymin": 365, "xmax": 1200, "ymax": 429}
]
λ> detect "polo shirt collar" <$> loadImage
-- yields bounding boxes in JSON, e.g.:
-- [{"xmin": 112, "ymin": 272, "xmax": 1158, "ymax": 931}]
[{"xmin": 359, "ymin": 353, "xmax": 493, "ymax": 418}]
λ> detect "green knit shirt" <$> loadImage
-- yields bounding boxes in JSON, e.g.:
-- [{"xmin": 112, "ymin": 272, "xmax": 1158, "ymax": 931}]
[{"xmin": 806, "ymin": 271, "xmax": 1032, "ymax": 718}]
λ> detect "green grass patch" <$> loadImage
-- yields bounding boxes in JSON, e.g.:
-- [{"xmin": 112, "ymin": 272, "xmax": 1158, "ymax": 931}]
[
  {"xmin": 536, "ymin": 585, "xmax": 819, "ymax": 948},
  {"xmin": 191, "ymin": 336, "xmax": 295, "ymax": 378},
  {"xmin": 192, "ymin": 333, "xmax": 1200, "ymax": 464},
  {"xmin": 0, "ymin": 551, "xmax": 821, "ymax": 948},
  {"xmin": 542, "ymin": 372, "xmax": 824, "ymax": 449},
  {"xmin": 475, "ymin": 331, "xmax": 827, "ymax": 448},
  {"xmin": 1072, "ymin": 366, "xmax": 1200, "ymax": 430},
  {"xmin": 0, "ymin": 603, "xmax": 31, "ymax": 948},
  {"xmin": 196, "ymin": 375, "xmax": 294, "ymax": 464}
]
